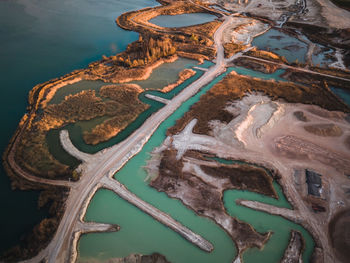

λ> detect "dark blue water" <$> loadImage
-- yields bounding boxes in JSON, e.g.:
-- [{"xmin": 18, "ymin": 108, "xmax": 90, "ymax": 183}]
[{"xmin": 0, "ymin": 0, "xmax": 158, "ymax": 253}]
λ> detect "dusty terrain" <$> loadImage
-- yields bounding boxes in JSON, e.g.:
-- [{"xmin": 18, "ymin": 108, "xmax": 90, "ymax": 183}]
[
  {"xmin": 201, "ymin": 0, "xmax": 350, "ymax": 29},
  {"xmin": 149, "ymin": 91, "xmax": 350, "ymax": 262}
]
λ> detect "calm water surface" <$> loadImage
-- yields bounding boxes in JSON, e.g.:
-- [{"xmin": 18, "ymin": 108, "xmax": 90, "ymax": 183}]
[
  {"xmin": 1, "ymin": 0, "xmax": 317, "ymax": 260},
  {"xmin": 78, "ymin": 68, "xmax": 314, "ymax": 262},
  {"xmin": 252, "ymin": 29, "xmax": 308, "ymax": 63},
  {"xmin": 149, "ymin": 13, "xmax": 216, "ymax": 28},
  {"xmin": 0, "ymin": 0, "xmax": 158, "ymax": 253}
]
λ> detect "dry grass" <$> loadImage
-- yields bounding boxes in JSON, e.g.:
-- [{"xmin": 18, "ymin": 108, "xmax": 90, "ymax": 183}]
[
  {"xmin": 223, "ymin": 43, "xmax": 245, "ymax": 58},
  {"xmin": 234, "ymin": 57, "xmax": 279, "ymax": 74},
  {"xmin": 247, "ymin": 49, "xmax": 288, "ymax": 64},
  {"xmin": 201, "ymin": 165, "xmax": 276, "ymax": 197},
  {"xmin": 16, "ymin": 84, "xmax": 148, "ymax": 178},
  {"xmin": 168, "ymin": 71, "xmax": 348, "ymax": 136},
  {"xmin": 161, "ymin": 69, "xmax": 196, "ymax": 92},
  {"xmin": 83, "ymin": 85, "xmax": 149, "ymax": 145}
]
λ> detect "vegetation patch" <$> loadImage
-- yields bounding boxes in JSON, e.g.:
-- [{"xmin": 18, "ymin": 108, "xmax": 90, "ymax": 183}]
[
  {"xmin": 16, "ymin": 84, "xmax": 148, "ymax": 179},
  {"xmin": 246, "ymin": 48, "xmax": 288, "ymax": 64},
  {"xmin": 201, "ymin": 165, "xmax": 276, "ymax": 197},
  {"xmin": 233, "ymin": 57, "xmax": 279, "ymax": 74},
  {"xmin": 223, "ymin": 43, "xmax": 245, "ymax": 58},
  {"xmin": 83, "ymin": 85, "xmax": 149, "ymax": 145},
  {"xmin": 168, "ymin": 71, "xmax": 348, "ymax": 136}
]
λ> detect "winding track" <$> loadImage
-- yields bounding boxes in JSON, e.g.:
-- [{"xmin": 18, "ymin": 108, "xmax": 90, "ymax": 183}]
[{"xmin": 20, "ymin": 11, "xmax": 242, "ymax": 263}]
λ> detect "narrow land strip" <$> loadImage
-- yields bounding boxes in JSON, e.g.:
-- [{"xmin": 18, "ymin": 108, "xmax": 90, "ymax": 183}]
[
  {"xmin": 101, "ymin": 176, "xmax": 214, "ymax": 252},
  {"xmin": 20, "ymin": 13, "xmax": 237, "ymax": 263},
  {"xmin": 145, "ymin": 94, "xmax": 170, "ymax": 104}
]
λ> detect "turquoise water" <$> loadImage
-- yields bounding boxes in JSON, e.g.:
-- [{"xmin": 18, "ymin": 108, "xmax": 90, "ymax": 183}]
[
  {"xmin": 45, "ymin": 61, "xmax": 209, "ymax": 160},
  {"xmin": 78, "ymin": 68, "xmax": 314, "ymax": 262},
  {"xmin": 48, "ymin": 58, "xmax": 199, "ymax": 105},
  {"xmin": 79, "ymin": 71, "xmax": 237, "ymax": 262},
  {"xmin": 149, "ymin": 13, "xmax": 216, "ymax": 28},
  {"xmin": 0, "ymin": 0, "xmax": 318, "ymax": 259},
  {"xmin": 331, "ymin": 86, "xmax": 350, "ymax": 106},
  {"xmin": 0, "ymin": 0, "xmax": 158, "ymax": 254},
  {"xmin": 211, "ymin": 159, "xmax": 314, "ymax": 262},
  {"xmin": 131, "ymin": 58, "xmax": 199, "ymax": 90},
  {"xmin": 252, "ymin": 29, "xmax": 308, "ymax": 63},
  {"xmin": 224, "ymin": 190, "xmax": 314, "ymax": 262},
  {"xmin": 230, "ymin": 67, "xmax": 286, "ymax": 81}
]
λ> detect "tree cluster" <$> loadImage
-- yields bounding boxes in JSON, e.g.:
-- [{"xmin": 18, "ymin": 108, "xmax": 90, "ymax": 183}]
[{"xmin": 116, "ymin": 36, "xmax": 176, "ymax": 68}]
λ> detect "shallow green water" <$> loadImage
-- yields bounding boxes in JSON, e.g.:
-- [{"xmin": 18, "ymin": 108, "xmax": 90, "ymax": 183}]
[
  {"xmin": 78, "ymin": 68, "xmax": 314, "ymax": 262},
  {"xmin": 149, "ymin": 13, "xmax": 216, "ymax": 28},
  {"xmin": 131, "ymin": 58, "xmax": 199, "ymax": 90},
  {"xmin": 1, "ymin": 0, "xmax": 318, "ymax": 259},
  {"xmin": 230, "ymin": 67, "xmax": 286, "ymax": 81},
  {"xmin": 79, "ymin": 70, "xmax": 237, "ymax": 263},
  {"xmin": 49, "ymin": 80, "xmax": 113, "ymax": 105},
  {"xmin": 45, "ymin": 61, "xmax": 207, "ymax": 160},
  {"xmin": 48, "ymin": 58, "xmax": 198, "ymax": 105},
  {"xmin": 211, "ymin": 158, "xmax": 314, "ymax": 262},
  {"xmin": 224, "ymin": 190, "xmax": 314, "ymax": 262}
]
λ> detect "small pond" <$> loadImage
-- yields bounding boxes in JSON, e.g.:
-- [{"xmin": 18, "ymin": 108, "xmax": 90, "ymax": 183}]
[
  {"xmin": 149, "ymin": 13, "xmax": 216, "ymax": 28},
  {"xmin": 252, "ymin": 29, "xmax": 308, "ymax": 63}
]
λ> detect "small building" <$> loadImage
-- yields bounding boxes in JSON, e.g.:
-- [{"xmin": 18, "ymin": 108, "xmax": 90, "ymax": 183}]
[{"xmin": 305, "ymin": 169, "xmax": 322, "ymax": 197}]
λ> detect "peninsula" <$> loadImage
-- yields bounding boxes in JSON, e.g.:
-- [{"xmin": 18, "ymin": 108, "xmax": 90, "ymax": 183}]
[{"xmin": 2, "ymin": 0, "xmax": 350, "ymax": 262}]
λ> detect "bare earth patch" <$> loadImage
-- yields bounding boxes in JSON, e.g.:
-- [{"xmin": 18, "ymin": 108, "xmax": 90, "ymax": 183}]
[{"xmin": 304, "ymin": 123, "xmax": 343, "ymax": 137}]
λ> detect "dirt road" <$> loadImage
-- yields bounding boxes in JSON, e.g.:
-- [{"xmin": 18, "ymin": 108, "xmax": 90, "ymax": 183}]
[{"xmin": 20, "ymin": 12, "xmax": 244, "ymax": 263}]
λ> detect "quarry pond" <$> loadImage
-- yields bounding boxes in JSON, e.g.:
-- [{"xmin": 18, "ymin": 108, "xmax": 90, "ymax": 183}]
[
  {"xmin": 2, "ymin": 0, "xmax": 350, "ymax": 262},
  {"xmin": 77, "ymin": 68, "xmax": 314, "ymax": 262}
]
